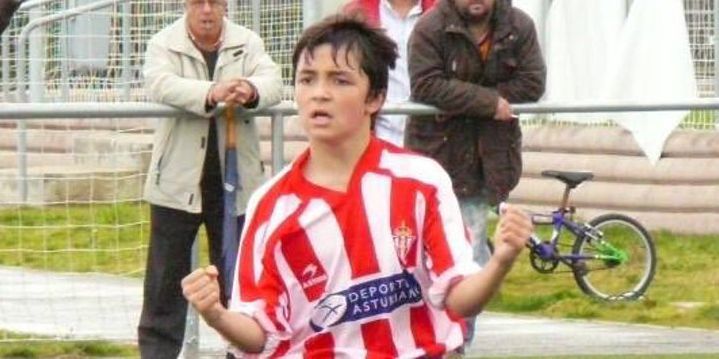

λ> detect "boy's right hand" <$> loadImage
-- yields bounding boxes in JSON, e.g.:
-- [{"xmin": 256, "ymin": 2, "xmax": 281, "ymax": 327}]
[{"xmin": 181, "ymin": 265, "xmax": 224, "ymax": 324}]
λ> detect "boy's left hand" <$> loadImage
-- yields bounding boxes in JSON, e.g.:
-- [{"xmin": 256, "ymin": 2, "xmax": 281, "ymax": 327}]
[{"xmin": 492, "ymin": 204, "xmax": 533, "ymax": 266}]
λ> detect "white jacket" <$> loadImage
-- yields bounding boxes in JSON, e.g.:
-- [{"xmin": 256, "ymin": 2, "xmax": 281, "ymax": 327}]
[{"xmin": 143, "ymin": 16, "xmax": 283, "ymax": 214}]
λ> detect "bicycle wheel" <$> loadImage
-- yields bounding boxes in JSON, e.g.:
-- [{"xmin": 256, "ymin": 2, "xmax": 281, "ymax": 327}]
[{"xmin": 571, "ymin": 213, "xmax": 656, "ymax": 300}]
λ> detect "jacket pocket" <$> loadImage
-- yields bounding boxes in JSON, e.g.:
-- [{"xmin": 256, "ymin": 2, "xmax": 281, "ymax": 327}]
[
  {"xmin": 479, "ymin": 121, "xmax": 522, "ymax": 203},
  {"xmin": 154, "ymin": 175, "xmax": 195, "ymax": 207},
  {"xmin": 217, "ymin": 46, "xmax": 247, "ymax": 80},
  {"xmin": 150, "ymin": 120, "xmax": 176, "ymax": 184},
  {"xmin": 405, "ymin": 117, "xmax": 450, "ymax": 157},
  {"xmin": 498, "ymin": 57, "xmax": 518, "ymax": 80}
]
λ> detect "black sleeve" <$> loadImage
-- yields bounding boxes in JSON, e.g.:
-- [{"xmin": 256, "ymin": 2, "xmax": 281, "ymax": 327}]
[{"xmin": 0, "ymin": 0, "xmax": 22, "ymax": 34}]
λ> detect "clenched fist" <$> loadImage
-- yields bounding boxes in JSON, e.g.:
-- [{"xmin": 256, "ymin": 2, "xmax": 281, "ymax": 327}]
[
  {"xmin": 181, "ymin": 265, "xmax": 225, "ymax": 324},
  {"xmin": 492, "ymin": 204, "xmax": 533, "ymax": 266}
]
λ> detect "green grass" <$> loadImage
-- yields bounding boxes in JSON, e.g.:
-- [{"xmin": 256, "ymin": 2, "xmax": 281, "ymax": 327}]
[
  {"xmin": 681, "ymin": 110, "xmax": 717, "ymax": 130},
  {"xmin": 487, "ymin": 220, "xmax": 719, "ymax": 330},
  {"xmin": 0, "ymin": 204, "xmax": 717, "ymax": 357},
  {"xmin": 474, "ymin": 355, "xmax": 719, "ymax": 359},
  {"xmin": 0, "ymin": 202, "xmax": 223, "ymax": 276},
  {"xmin": 0, "ymin": 202, "xmax": 150, "ymax": 276},
  {"xmin": 0, "ymin": 331, "xmax": 137, "ymax": 358},
  {"xmin": 0, "ymin": 202, "xmax": 222, "ymax": 275}
]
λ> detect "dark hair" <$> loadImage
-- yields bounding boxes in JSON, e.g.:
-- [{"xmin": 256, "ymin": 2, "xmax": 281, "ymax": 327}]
[{"xmin": 292, "ymin": 14, "xmax": 398, "ymax": 105}]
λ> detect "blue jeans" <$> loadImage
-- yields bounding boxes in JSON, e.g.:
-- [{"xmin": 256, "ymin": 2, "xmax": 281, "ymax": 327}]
[{"xmin": 458, "ymin": 194, "xmax": 491, "ymax": 349}]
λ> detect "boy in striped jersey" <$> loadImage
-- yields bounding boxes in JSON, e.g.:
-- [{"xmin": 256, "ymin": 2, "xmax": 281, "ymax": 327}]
[{"xmin": 182, "ymin": 15, "xmax": 533, "ymax": 358}]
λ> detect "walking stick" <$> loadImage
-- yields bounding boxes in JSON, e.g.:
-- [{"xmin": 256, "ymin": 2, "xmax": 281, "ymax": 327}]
[{"xmin": 221, "ymin": 104, "xmax": 240, "ymax": 302}]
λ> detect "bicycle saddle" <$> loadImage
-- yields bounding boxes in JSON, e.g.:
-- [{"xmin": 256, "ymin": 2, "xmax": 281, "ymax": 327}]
[{"xmin": 541, "ymin": 170, "xmax": 594, "ymax": 189}]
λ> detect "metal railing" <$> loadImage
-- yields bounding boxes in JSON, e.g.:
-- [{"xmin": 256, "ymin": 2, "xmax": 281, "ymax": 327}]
[
  {"xmin": 11, "ymin": 0, "xmax": 132, "ymax": 201},
  {"xmin": 14, "ymin": 0, "xmax": 131, "ymax": 103},
  {"xmin": 7, "ymin": 98, "xmax": 719, "ymax": 118},
  {"xmin": 2, "ymin": 98, "xmax": 718, "ymax": 178}
]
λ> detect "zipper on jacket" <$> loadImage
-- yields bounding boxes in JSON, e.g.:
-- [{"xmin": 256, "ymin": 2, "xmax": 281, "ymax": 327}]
[
  {"xmin": 155, "ymin": 156, "xmax": 163, "ymax": 185},
  {"xmin": 201, "ymin": 136, "xmax": 206, "ymax": 149},
  {"xmin": 188, "ymin": 193, "xmax": 194, "ymax": 205}
]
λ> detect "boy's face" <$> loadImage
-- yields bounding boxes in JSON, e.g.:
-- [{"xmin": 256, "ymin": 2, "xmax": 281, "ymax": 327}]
[{"xmin": 294, "ymin": 44, "xmax": 383, "ymax": 145}]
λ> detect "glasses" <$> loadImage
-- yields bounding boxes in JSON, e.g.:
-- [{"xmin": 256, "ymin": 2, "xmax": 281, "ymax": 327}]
[{"xmin": 188, "ymin": 0, "xmax": 226, "ymax": 8}]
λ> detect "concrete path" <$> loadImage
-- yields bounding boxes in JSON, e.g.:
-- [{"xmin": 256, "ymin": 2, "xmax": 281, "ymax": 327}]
[
  {"xmin": 470, "ymin": 313, "xmax": 719, "ymax": 357},
  {"xmin": 1, "ymin": 266, "xmax": 718, "ymax": 357}
]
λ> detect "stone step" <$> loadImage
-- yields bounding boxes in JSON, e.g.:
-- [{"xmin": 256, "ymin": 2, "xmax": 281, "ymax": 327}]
[
  {"xmin": 255, "ymin": 115, "xmax": 307, "ymax": 141},
  {"xmin": 0, "ymin": 118, "xmax": 155, "ymax": 133},
  {"xmin": 0, "ymin": 117, "xmax": 304, "ymax": 170},
  {"xmin": 0, "ymin": 151, "xmax": 74, "ymax": 169},
  {"xmin": 0, "ymin": 165, "xmax": 144, "ymax": 206},
  {"xmin": 523, "ymin": 126, "xmax": 719, "ymax": 158},
  {"xmin": 0, "ymin": 132, "xmax": 154, "ymax": 171},
  {"xmin": 522, "ymin": 151, "xmax": 719, "ymax": 185},
  {"xmin": 0, "ymin": 127, "xmax": 84, "ymax": 153},
  {"xmin": 510, "ymin": 176, "xmax": 719, "ymax": 213},
  {"xmin": 72, "ymin": 133, "xmax": 153, "ymax": 171},
  {"xmin": 259, "ymin": 139, "xmax": 307, "ymax": 165},
  {"xmin": 0, "ymin": 117, "xmax": 155, "ymax": 155}
]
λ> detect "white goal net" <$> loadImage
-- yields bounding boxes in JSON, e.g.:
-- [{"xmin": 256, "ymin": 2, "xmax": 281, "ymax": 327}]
[{"xmin": 0, "ymin": 0, "xmax": 304, "ymax": 346}]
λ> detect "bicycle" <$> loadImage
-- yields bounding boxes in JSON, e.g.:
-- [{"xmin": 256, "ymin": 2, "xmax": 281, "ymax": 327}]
[{"xmin": 509, "ymin": 170, "xmax": 657, "ymax": 301}]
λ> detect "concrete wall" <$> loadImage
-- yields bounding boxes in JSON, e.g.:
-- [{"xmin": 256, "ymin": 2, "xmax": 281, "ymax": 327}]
[{"xmin": 510, "ymin": 126, "xmax": 719, "ymax": 235}]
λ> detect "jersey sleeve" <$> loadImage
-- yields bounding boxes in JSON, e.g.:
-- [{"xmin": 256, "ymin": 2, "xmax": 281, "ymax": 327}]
[
  {"xmin": 420, "ymin": 166, "xmax": 482, "ymax": 309},
  {"xmin": 227, "ymin": 193, "xmax": 293, "ymax": 357}
]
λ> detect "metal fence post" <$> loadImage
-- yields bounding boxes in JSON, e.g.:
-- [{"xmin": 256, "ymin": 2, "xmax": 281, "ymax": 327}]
[
  {"xmin": 60, "ymin": 0, "xmax": 70, "ymax": 101},
  {"xmin": 714, "ymin": 0, "xmax": 719, "ymax": 96},
  {"xmin": 121, "ymin": 1, "xmax": 131, "ymax": 101},
  {"xmin": 251, "ymin": 0, "xmax": 260, "ymax": 34},
  {"xmin": 2, "ymin": 31, "xmax": 11, "ymax": 101},
  {"xmin": 302, "ymin": 0, "xmax": 320, "ymax": 29},
  {"xmin": 227, "ymin": 0, "xmax": 236, "ymax": 22},
  {"xmin": 29, "ymin": 6, "xmax": 43, "ymax": 103},
  {"xmin": 271, "ymin": 111, "xmax": 285, "ymax": 175},
  {"xmin": 183, "ymin": 234, "xmax": 201, "ymax": 359}
]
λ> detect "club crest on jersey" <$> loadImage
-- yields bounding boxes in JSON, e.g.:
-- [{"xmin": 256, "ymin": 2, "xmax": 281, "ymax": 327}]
[{"xmin": 392, "ymin": 222, "xmax": 416, "ymax": 266}]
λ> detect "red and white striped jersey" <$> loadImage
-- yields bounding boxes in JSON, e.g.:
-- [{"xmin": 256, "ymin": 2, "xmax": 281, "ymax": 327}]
[{"xmin": 229, "ymin": 137, "xmax": 480, "ymax": 358}]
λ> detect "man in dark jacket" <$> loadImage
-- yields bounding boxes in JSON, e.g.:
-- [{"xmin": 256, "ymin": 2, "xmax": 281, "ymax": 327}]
[
  {"xmin": 406, "ymin": 0, "xmax": 545, "ymax": 349},
  {"xmin": 0, "ymin": 0, "xmax": 21, "ymax": 34}
]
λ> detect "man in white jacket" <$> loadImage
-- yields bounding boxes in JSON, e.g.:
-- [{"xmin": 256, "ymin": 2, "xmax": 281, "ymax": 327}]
[{"xmin": 138, "ymin": 0, "xmax": 282, "ymax": 357}]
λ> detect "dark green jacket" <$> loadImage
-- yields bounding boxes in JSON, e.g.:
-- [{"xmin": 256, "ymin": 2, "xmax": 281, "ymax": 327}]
[
  {"xmin": 406, "ymin": 0, "xmax": 545, "ymax": 204},
  {"xmin": 0, "ymin": 0, "xmax": 21, "ymax": 34}
]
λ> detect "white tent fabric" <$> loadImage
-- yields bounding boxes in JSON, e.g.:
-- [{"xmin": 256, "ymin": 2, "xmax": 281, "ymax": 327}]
[
  {"xmin": 513, "ymin": 0, "xmax": 550, "ymax": 50},
  {"xmin": 543, "ymin": 0, "xmax": 626, "ymax": 121},
  {"xmin": 602, "ymin": 0, "xmax": 698, "ymax": 163},
  {"xmin": 513, "ymin": 0, "xmax": 550, "ymax": 123},
  {"xmin": 534, "ymin": 0, "xmax": 697, "ymax": 164}
]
